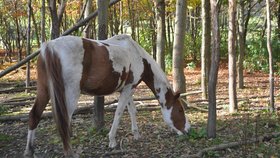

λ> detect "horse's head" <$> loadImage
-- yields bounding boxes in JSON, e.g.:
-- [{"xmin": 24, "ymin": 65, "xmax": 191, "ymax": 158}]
[{"xmin": 161, "ymin": 91, "xmax": 191, "ymax": 135}]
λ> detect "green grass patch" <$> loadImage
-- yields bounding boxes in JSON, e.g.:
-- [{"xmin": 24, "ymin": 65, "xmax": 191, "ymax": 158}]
[
  {"xmin": 0, "ymin": 106, "xmax": 9, "ymax": 115},
  {"xmin": 0, "ymin": 133, "xmax": 14, "ymax": 142}
]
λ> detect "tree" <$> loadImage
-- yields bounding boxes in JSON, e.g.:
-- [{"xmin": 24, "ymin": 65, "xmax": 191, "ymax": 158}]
[
  {"xmin": 154, "ymin": 0, "xmax": 166, "ymax": 72},
  {"xmin": 207, "ymin": 0, "xmax": 220, "ymax": 138},
  {"xmin": 83, "ymin": 0, "xmax": 93, "ymax": 38},
  {"xmin": 200, "ymin": 0, "xmax": 211, "ymax": 99},
  {"xmin": 172, "ymin": 0, "xmax": 186, "ymax": 94},
  {"xmin": 228, "ymin": 0, "xmax": 237, "ymax": 113},
  {"xmin": 93, "ymin": 0, "xmax": 110, "ymax": 129},
  {"xmin": 26, "ymin": 0, "xmax": 32, "ymax": 93},
  {"xmin": 277, "ymin": 1, "xmax": 280, "ymax": 40},
  {"xmin": 48, "ymin": 0, "xmax": 67, "ymax": 39},
  {"xmin": 266, "ymin": 0, "xmax": 274, "ymax": 112},
  {"xmin": 41, "ymin": 0, "xmax": 46, "ymax": 43},
  {"xmin": 237, "ymin": 0, "xmax": 245, "ymax": 89}
]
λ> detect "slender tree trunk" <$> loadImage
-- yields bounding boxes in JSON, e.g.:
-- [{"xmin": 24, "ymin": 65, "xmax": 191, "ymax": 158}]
[
  {"xmin": 127, "ymin": 0, "xmax": 135, "ymax": 39},
  {"xmin": 93, "ymin": 0, "xmax": 109, "ymax": 129},
  {"xmin": 277, "ymin": 1, "xmax": 280, "ymax": 40},
  {"xmin": 207, "ymin": 0, "xmax": 220, "ymax": 138},
  {"xmin": 201, "ymin": 0, "xmax": 211, "ymax": 99},
  {"xmin": 48, "ymin": 0, "xmax": 67, "ymax": 39},
  {"xmin": 266, "ymin": 0, "xmax": 275, "ymax": 112},
  {"xmin": 172, "ymin": 0, "xmax": 186, "ymax": 93},
  {"xmin": 154, "ymin": 0, "xmax": 166, "ymax": 72},
  {"xmin": 166, "ymin": 12, "xmax": 172, "ymax": 51},
  {"xmin": 41, "ymin": 0, "xmax": 46, "ymax": 43},
  {"xmin": 14, "ymin": 17, "xmax": 22, "ymax": 62},
  {"xmin": 31, "ymin": 7, "xmax": 40, "ymax": 47},
  {"xmin": 83, "ymin": 0, "xmax": 93, "ymax": 38},
  {"xmin": 150, "ymin": 16, "xmax": 157, "ymax": 60},
  {"xmin": 26, "ymin": 0, "xmax": 32, "ymax": 93},
  {"xmin": 237, "ymin": 0, "xmax": 245, "ymax": 89},
  {"xmin": 228, "ymin": 0, "xmax": 237, "ymax": 113}
]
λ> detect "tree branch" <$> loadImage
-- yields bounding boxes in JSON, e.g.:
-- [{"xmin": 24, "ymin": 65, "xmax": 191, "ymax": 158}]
[{"xmin": 183, "ymin": 132, "xmax": 280, "ymax": 158}]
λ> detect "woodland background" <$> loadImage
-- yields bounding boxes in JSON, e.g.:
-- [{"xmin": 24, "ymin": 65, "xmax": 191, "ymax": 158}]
[{"xmin": 0, "ymin": 0, "xmax": 280, "ymax": 157}]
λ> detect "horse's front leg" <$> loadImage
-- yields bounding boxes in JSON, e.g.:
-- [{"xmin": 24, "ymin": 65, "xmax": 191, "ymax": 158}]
[
  {"xmin": 108, "ymin": 86, "xmax": 133, "ymax": 148},
  {"xmin": 127, "ymin": 97, "xmax": 140, "ymax": 140}
]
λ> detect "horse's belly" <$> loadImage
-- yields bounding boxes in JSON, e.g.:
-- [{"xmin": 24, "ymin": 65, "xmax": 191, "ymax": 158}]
[{"xmin": 80, "ymin": 71, "xmax": 126, "ymax": 96}]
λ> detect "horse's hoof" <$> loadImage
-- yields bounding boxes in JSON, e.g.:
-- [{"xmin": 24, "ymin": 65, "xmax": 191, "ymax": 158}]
[
  {"xmin": 109, "ymin": 140, "xmax": 117, "ymax": 148},
  {"xmin": 65, "ymin": 153, "xmax": 79, "ymax": 158},
  {"xmin": 133, "ymin": 131, "xmax": 141, "ymax": 140},
  {"xmin": 23, "ymin": 149, "xmax": 33, "ymax": 158}
]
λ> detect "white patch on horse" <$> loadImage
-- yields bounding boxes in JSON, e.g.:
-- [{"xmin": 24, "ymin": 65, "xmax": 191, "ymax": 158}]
[
  {"xmin": 25, "ymin": 129, "xmax": 35, "ymax": 155},
  {"xmin": 161, "ymin": 107, "xmax": 183, "ymax": 135},
  {"xmin": 44, "ymin": 36, "xmax": 85, "ymax": 119},
  {"xmin": 99, "ymin": 35, "xmax": 145, "ymax": 88}
]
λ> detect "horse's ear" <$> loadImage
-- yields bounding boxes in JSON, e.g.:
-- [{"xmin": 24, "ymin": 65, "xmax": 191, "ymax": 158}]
[{"xmin": 174, "ymin": 91, "xmax": 181, "ymax": 99}]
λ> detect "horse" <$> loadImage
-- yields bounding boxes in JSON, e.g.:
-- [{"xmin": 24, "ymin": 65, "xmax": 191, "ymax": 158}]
[{"xmin": 24, "ymin": 34, "xmax": 191, "ymax": 157}]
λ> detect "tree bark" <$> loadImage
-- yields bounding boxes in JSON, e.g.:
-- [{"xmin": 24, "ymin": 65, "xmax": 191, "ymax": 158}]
[
  {"xmin": 237, "ymin": 0, "xmax": 245, "ymax": 89},
  {"xmin": 277, "ymin": 1, "xmax": 280, "ymax": 40},
  {"xmin": 127, "ymin": 0, "xmax": 136, "ymax": 40},
  {"xmin": 93, "ymin": 0, "xmax": 110, "ymax": 129},
  {"xmin": 228, "ymin": 0, "xmax": 238, "ymax": 113},
  {"xmin": 48, "ymin": 0, "xmax": 67, "ymax": 39},
  {"xmin": 200, "ymin": 0, "xmax": 211, "ymax": 99},
  {"xmin": 26, "ymin": 0, "xmax": 32, "ymax": 93},
  {"xmin": 207, "ymin": 0, "xmax": 220, "ymax": 138},
  {"xmin": 154, "ymin": 0, "xmax": 166, "ymax": 72},
  {"xmin": 41, "ymin": 0, "xmax": 46, "ymax": 43},
  {"xmin": 172, "ymin": 0, "xmax": 187, "ymax": 93},
  {"xmin": 266, "ymin": 0, "xmax": 275, "ymax": 112},
  {"xmin": 83, "ymin": 0, "xmax": 93, "ymax": 38}
]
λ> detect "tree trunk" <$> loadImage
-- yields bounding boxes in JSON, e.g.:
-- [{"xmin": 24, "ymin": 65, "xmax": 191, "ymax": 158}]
[
  {"xmin": 277, "ymin": 1, "xmax": 280, "ymax": 40},
  {"xmin": 127, "ymin": 0, "xmax": 135, "ymax": 40},
  {"xmin": 154, "ymin": 0, "xmax": 166, "ymax": 72},
  {"xmin": 228, "ymin": 0, "xmax": 238, "ymax": 113},
  {"xmin": 26, "ymin": 0, "xmax": 32, "ymax": 93},
  {"xmin": 31, "ymin": 7, "xmax": 40, "ymax": 47},
  {"xmin": 41, "ymin": 0, "xmax": 46, "ymax": 43},
  {"xmin": 93, "ymin": 0, "xmax": 110, "ymax": 129},
  {"xmin": 266, "ymin": 0, "xmax": 275, "ymax": 112},
  {"xmin": 207, "ymin": 0, "xmax": 220, "ymax": 138},
  {"xmin": 201, "ymin": 0, "xmax": 211, "ymax": 99},
  {"xmin": 14, "ymin": 16, "xmax": 22, "ymax": 62},
  {"xmin": 83, "ymin": 0, "xmax": 93, "ymax": 38},
  {"xmin": 237, "ymin": 0, "xmax": 245, "ymax": 89},
  {"xmin": 172, "ymin": 0, "xmax": 186, "ymax": 93},
  {"xmin": 48, "ymin": 0, "xmax": 67, "ymax": 39}
]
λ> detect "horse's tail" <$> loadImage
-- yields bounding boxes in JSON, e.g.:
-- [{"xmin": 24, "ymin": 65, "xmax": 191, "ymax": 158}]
[{"xmin": 43, "ymin": 44, "xmax": 71, "ymax": 151}]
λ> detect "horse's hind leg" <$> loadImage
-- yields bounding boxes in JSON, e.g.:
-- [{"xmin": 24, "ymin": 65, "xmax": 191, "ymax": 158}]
[
  {"xmin": 127, "ymin": 97, "xmax": 140, "ymax": 140},
  {"xmin": 24, "ymin": 56, "xmax": 50, "ymax": 157}
]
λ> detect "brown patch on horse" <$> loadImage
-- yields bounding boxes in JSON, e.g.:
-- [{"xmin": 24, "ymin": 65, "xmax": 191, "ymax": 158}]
[
  {"xmin": 80, "ymin": 38, "xmax": 130, "ymax": 95},
  {"xmin": 29, "ymin": 54, "xmax": 50, "ymax": 130},
  {"xmin": 45, "ymin": 47, "xmax": 71, "ymax": 152},
  {"xmin": 141, "ymin": 59, "xmax": 156, "ymax": 94},
  {"xmin": 165, "ymin": 89, "xmax": 186, "ymax": 131}
]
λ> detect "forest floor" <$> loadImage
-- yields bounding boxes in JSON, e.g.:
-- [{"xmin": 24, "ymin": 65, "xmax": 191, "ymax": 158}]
[{"xmin": 0, "ymin": 61, "xmax": 280, "ymax": 158}]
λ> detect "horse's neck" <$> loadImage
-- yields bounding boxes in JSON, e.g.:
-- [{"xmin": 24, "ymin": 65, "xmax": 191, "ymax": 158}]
[{"xmin": 142, "ymin": 58, "xmax": 172, "ymax": 106}]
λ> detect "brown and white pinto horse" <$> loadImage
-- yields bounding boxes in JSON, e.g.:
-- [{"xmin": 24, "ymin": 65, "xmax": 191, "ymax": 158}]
[{"xmin": 24, "ymin": 35, "xmax": 190, "ymax": 157}]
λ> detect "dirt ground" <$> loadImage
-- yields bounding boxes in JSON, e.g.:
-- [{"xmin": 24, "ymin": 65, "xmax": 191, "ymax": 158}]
[{"xmin": 0, "ymin": 65, "xmax": 280, "ymax": 158}]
